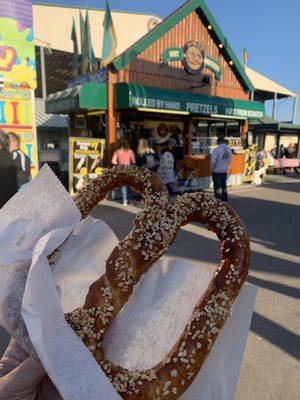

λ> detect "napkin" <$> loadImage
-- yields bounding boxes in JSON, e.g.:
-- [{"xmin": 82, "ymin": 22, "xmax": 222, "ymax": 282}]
[{"xmin": 0, "ymin": 165, "xmax": 81, "ymax": 355}]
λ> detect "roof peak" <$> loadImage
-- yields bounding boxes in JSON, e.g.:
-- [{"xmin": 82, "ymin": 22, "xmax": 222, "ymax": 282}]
[
  {"xmin": 111, "ymin": 0, "xmax": 254, "ymax": 92},
  {"xmin": 246, "ymin": 66, "xmax": 297, "ymax": 98}
]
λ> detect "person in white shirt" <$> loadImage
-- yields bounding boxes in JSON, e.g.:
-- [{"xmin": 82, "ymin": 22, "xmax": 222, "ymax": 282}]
[{"xmin": 210, "ymin": 136, "xmax": 232, "ymax": 202}]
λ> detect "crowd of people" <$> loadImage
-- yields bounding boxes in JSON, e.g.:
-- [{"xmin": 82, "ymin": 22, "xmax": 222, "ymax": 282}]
[
  {"xmin": 1, "ymin": 127, "xmax": 298, "ymax": 210},
  {"xmin": 111, "ymin": 134, "xmax": 233, "ymax": 205},
  {"xmin": 0, "ymin": 131, "xmax": 31, "ymax": 209},
  {"xmin": 111, "ymin": 136, "xmax": 176, "ymax": 205}
]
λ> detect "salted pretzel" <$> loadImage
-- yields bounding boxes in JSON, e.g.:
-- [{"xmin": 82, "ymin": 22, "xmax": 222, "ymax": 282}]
[{"xmin": 67, "ymin": 165, "xmax": 250, "ymax": 399}]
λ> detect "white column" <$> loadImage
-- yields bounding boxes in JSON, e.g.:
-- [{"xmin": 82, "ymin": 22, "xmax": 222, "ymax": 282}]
[
  {"xmin": 272, "ymin": 93, "xmax": 277, "ymax": 119},
  {"xmin": 40, "ymin": 46, "xmax": 47, "ymax": 99},
  {"xmin": 292, "ymin": 96, "xmax": 298, "ymax": 124}
]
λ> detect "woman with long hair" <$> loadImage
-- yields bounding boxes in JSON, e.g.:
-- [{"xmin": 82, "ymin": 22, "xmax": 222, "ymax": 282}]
[
  {"xmin": 111, "ymin": 136, "xmax": 136, "ymax": 205},
  {"xmin": 136, "ymin": 138, "xmax": 159, "ymax": 172}
]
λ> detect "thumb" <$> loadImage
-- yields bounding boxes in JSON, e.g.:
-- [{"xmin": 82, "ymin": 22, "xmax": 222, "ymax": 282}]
[{"xmin": 0, "ymin": 357, "xmax": 45, "ymax": 400}]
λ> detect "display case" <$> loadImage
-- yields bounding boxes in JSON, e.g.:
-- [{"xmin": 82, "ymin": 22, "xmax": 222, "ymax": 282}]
[{"xmin": 191, "ymin": 136, "xmax": 243, "ymax": 155}]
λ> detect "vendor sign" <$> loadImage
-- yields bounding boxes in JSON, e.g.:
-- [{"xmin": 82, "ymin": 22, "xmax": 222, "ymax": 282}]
[
  {"xmin": 0, "ymin": 0, "xmax": 36, "ymax": 89},
  {"xmin": 244, "ymin": 144, "xmax": 257, "ymax": 183},
  {"xmin": 161, "ymin": 42, "xmax": 222, "ymax": 80},
  {"xmin": 116, "ymin": 83, "xmax": 265, "ymax": 118},
  {"xmin": 69, "ymin": 137, "xmax": 105, "ymax": 194},
  {"xmin": 0, "ymin": 86, "xmax": 38, "ymax": 177}
]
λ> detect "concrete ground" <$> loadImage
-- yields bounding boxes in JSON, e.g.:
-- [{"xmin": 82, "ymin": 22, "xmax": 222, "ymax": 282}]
[{"xmin": 1, "ymin": 174, "xmax": 299, "ymax": 399}]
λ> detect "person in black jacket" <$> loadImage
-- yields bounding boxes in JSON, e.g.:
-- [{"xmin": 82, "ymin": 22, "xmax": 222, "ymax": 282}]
[
  {"xmin": 0, "ymin": 132, "xmax": 18, "ymax": 208},
  {"xmin": 8, "ymin": 132, "xmax": 31, "ymax": 188}
]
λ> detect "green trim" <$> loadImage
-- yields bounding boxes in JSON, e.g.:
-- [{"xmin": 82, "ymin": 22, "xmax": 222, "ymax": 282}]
[
  {"xmin": 46, "ymin": 82, "xmax": 107, "ymax": 114},
  {"xmin": 249, "ymin": 116, "xmax": 300, "ymax": 133},
  {"xmin": 194, "ymin": 3, "xmax": 254, "ymax": 92},
  {"xmin": 111, "ymin": 0, "xmax": 254, "ymax": 92},
  {"xmin": 115, "ymin": 83, "xmax": 264, "ymax": 118}
]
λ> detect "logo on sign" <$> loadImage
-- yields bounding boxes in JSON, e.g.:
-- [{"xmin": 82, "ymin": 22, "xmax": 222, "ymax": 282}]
[{"xmin": 183, "ymin": 41, "xmax": 205, "ymax": 75}]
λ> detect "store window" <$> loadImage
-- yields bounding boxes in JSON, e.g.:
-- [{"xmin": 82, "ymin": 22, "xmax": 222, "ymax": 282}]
[{"xmin": 191, "ymin": 120, "xmax": 242, "ymax": 155}]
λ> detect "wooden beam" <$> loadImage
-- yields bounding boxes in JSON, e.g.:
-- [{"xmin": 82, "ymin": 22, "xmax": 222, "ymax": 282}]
[
  {"xmin": 107, "ymin": 71, "xmax": 117, "ymax": 166},
  {"xmin": 241, "ymin": 119, "xmax": 249, "ymax": 149},
  {"xmin": 183, "ymin": 117, "xmax": 193, "ymax": 155}
]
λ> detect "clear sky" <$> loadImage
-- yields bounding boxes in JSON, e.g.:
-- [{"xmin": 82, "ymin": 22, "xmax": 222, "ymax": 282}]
[{"xmin": 37, "ymin": 0, "xmax": 300, "ymax": 123}]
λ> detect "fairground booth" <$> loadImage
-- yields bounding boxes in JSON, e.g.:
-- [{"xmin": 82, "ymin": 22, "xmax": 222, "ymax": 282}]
[
  {"xmin": 46, "ymin": 0, "xmax": 265, "ymax": 192},
  {"xmin": 245, "ymin": 67, "xmax": 300, "ymax": 159}
]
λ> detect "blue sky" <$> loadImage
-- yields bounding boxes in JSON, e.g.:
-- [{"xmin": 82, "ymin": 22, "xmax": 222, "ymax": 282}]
[{"xmin": 37, "ymin": 0, "xmax": 300, "ymax": 122}]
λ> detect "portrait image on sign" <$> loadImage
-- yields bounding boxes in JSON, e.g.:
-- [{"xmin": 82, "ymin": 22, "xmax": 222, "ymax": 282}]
[{"xmin": 183, "ymin": 41, "xmax": 205, "ymax": 75}]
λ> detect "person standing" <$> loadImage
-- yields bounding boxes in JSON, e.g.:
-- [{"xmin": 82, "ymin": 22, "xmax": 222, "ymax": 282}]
[
  {"xmin": 284, "ymin": 143, "xmax": 297, "ymax": 159},
  {"xmin": 8, "ymin": 132, "xmax": 31, "ymax": 189},
  {"xmin": 211, "ymin": 136, "xmax": 232, "ymax": 202},
  {"xmin": 136, "ymin": 138, "xmax": 159, "ymax": 172},
  {"xmin": 157, "ymin": 141, "xmax": 175, "ymax": 196},
  {"xmin": 111, "ymin": 136, "xmax": 136, "ymax": 205},
  {"xmin": 0, "ymin": 132, "xmax": 18, "ymax": 208}
]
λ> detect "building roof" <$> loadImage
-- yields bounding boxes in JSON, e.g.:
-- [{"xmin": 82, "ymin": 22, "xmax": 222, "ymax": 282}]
[
  {"xmin": 249, "ymin": 115, "xmax": 300, "ymax": 133},
  {"xmin": 35, "ymin": 97, "xmax": 68, "ymax": 128},
  {"xmin": 111, "ymin": 0, "xmax": 254, "ymax": 92},
  {"xmin": 33, "ymin": 3, "xmax": 162, "ymax": 58},
  {"xmin": 246, "ymin": 67, "xmax": 297, "ymax": 100}
]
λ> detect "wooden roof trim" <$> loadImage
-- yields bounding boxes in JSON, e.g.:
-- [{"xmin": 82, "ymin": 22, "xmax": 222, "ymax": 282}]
[{"xmin": 111, "ymin": 0, "xmax": 254, "ymax": 93}]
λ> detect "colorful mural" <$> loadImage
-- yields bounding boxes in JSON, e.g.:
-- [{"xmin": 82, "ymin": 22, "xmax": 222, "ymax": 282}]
[
  {"xmin": 0, "ymin": 0, "xmax": 36, "ymax": 88},
  {"xmin": 0, "ymin": 86, "xmax": 38, "ymax": 177}
]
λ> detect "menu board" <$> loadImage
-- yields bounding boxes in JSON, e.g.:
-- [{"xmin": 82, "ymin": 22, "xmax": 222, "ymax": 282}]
[
  {"xmin": 243, "ymin": 144, "xmax": 257, "ymax": 183},
  {"xmin": 69, "ymin": 137, "xmax": 105, "ymax": 195}
]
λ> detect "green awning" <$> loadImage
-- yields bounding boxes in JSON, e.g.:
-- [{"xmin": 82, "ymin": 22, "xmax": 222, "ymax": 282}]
[
  {"xmin": 249, "ymin": 116, "xmax": 300, "ymax": 134},
  {"xmin": 115, "ymin": 83, "xmax": 265, "ymax": 119},
  {"xmin": 46, "ymin": 82, "xmax": 107, "ymax": 114}
]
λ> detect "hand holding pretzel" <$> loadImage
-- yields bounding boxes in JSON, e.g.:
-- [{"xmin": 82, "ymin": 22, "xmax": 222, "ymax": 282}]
[{"xmin": 66, "ymin": 166, "xmax": 249, "ymax": 399}]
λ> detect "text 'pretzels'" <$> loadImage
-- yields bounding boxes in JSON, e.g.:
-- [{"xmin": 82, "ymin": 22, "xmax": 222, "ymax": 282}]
[{"xmin": 66, "ymin": 166, "xmax": 250, "ymax": 400}]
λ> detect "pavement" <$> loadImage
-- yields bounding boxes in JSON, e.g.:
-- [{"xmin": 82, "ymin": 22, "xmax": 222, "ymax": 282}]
[{"xmin": 1, "ymin": 174, "xmax": 299, "ymax": 399}]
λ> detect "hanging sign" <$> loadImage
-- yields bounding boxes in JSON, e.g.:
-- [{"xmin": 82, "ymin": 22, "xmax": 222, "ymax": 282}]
[
  {"xmin": 67, "ymin": 68, "xmax": 108, "ymax": 88},
  {"xmin": 161, "ymin": 47, "xmax": 183, "ymax": 64},
  {"xmin": 204, "ymin": 56, "xmax": 221, "ymax": 80},
  {"xmin": 161, "ymin": 41, "xmax": 222, "ymax": 80}
]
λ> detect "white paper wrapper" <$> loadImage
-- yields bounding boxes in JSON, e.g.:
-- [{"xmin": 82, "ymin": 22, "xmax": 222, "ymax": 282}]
[
  {"xmin": 0, "ymin": 166, "xmax": 257, "ymax": 400},
  {"xmin": 0, "ymin": 165, "xmax": 81, "ymax": 354}
]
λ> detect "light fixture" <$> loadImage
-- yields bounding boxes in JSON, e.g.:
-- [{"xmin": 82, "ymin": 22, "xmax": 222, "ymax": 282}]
[
  {"xmin": 87, "ymin": 110, "xmax": 106, "ymax": 116},
  {"xmin": 208, "ymin": 25, "xmax": 212, "ymax": 30},
  {"xmin": 211, "ymin": 114, "xmax": 247, "ymax": 120},
  {"xmin": 219, "ymin": 44, "xmax": 223, "ymax": 49},
  {"xmin": 229, "ymin": 60, "xmax": 233, "ymax": 65},
  {"xmin": 137, "ymin": 107, "xmax": 189, "ymax": 115}
]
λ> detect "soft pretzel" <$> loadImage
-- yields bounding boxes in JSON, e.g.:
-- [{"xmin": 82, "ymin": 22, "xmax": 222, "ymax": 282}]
[{"xmin": 67, "ymin": 165, "xmax": 250, "ymax": 399}]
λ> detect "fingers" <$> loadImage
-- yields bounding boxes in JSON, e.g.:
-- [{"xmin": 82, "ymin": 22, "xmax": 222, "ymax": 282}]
[
  {"xmin": 0, "ymin": 338, "xmax": 29, "ymax": 377},
  {"xmin": 39, "ymin": 375, "xmax": 63, "ymax": 400},
  {"xmin": 0, "ymin": 357, "xmax": 45, "ymax": 400}
]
